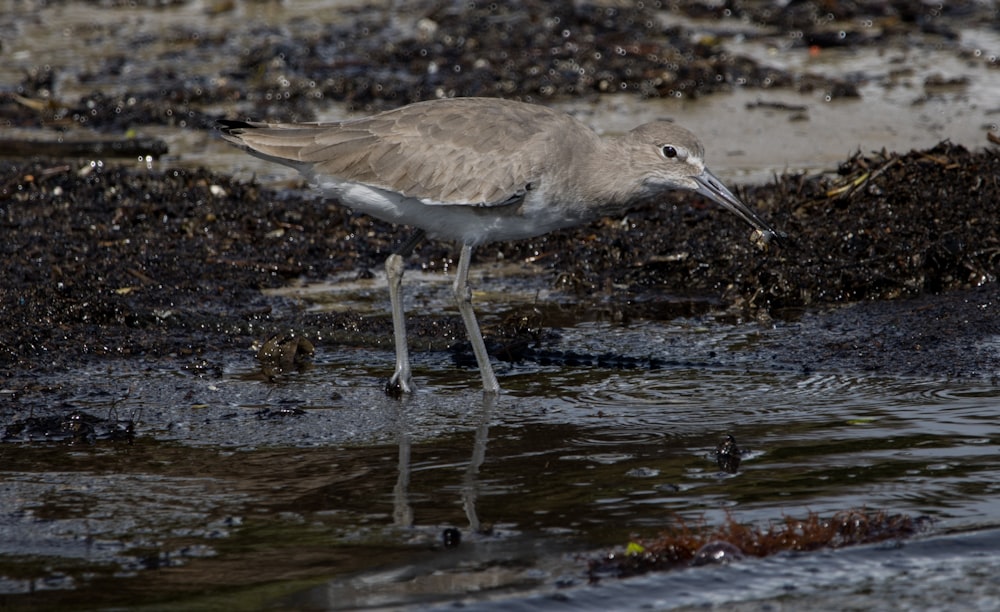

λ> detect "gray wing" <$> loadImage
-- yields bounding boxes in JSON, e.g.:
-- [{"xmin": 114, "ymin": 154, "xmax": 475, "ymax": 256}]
[{"xmin": 220, "ymin": 98, "xmax": 585, "ymax": 207}]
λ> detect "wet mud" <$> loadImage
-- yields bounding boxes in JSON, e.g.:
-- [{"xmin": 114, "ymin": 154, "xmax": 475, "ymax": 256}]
[{"xmin": 2, "ymin": 141, "xmax": 997, "ymax": 385}]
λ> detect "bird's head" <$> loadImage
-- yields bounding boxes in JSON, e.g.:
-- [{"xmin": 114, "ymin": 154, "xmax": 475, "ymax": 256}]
[{"xmin": 629, "ymin": 121, "xmax": 782, "ymax": 246}]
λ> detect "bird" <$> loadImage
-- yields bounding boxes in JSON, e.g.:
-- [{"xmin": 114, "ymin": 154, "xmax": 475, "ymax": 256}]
[{"xmin": 218, "ymin": 97, "xmax": 780, "ymax": 395}]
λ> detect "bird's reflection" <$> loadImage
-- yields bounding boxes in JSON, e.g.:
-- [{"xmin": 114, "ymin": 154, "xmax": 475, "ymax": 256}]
[
  {"xmin": 391, "ymin": 394, "xmax": 497, "ymax": 537},
  {"xmin": 392, "ymin": 398, "xmax": 414, "ymax": 528},
  {"xmin": 462, "ymin": 395, "xmax": 494, "ymax": 534}
]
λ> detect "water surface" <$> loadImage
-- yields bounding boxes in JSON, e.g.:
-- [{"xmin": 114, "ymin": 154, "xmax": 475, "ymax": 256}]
[{"xmin": 2, "ymin": 313, "xmax": 998, "ymax": 609}]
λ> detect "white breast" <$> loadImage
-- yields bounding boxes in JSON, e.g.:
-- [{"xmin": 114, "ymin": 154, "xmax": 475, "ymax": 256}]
[{"xmin": 317, "ymin": 180, "xmax": 586, "ymax": 246}]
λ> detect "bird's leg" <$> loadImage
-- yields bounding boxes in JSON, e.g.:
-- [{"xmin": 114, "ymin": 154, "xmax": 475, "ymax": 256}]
[
  {"xmin": 385, "ymin": 230, "xmax": 425, "ymax": 396},
  {"xmin": 453, "ymin": 244, "xmax": 501, "ymax": 394}
]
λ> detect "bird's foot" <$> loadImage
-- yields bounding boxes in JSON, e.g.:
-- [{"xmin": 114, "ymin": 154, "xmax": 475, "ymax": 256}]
[{"xmin": 385, "ymin": 370, "xmax": 414, "ymax": 398}]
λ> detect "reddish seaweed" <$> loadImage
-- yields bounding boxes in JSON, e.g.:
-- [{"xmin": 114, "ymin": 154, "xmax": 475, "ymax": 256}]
[{"xmin": 589, "ymin": 509, "xmax": 931, "ymax": 580}]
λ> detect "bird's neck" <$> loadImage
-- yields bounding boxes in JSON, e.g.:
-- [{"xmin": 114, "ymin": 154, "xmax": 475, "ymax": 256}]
[{"xmin": 568, "ymin": 135, "xmax": 648, "ymax": 213}]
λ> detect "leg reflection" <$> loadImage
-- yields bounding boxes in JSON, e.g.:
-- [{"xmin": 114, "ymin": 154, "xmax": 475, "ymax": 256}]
[
  {"xmin": 391, "ymin": 395, "xmax": 497, "ymax": 536},
  {"xmin": 462, "ymin": 394, "xmax": 495, "ymax": 533},
  {"xmin": 392, "ymin": 399, "xmax": 413, "ymax": 528}
]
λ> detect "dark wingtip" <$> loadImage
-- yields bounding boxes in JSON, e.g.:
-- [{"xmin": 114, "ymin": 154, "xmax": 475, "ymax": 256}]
[{"xmin": 216, "ymin": 119, "xmax": 256, "ymax": 135}]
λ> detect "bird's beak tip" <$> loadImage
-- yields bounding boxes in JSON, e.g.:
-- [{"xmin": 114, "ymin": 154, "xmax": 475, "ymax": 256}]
[{"xmin": 690, "ymin": 170, "xmax": 786, "ymax": 249}]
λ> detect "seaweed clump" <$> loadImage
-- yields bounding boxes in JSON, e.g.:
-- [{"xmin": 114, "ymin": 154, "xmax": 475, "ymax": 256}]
[{"xmin": 588, "ymin": 509, "xmax": 930, "ymax": 580}]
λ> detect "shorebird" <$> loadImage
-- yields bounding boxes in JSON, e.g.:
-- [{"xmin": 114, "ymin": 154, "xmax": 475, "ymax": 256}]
[{"xmin": 218, "ymin": 97, "xmax": 779, "ymax": 395}]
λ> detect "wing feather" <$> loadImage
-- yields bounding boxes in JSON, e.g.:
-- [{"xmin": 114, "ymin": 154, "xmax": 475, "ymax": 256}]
[{"xmin": 220, "ymin": 98, "xmax": 593, "ymax": 207}]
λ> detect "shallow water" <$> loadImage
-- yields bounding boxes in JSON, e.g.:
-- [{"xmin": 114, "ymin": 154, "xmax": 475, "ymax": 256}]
[{"xmin": 2, "ymin": 313, "xmax": 999, "ymax": 609}]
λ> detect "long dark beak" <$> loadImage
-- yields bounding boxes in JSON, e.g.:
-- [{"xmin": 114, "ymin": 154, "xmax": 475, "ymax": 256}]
[{"xmin": 693, "ymin": 169, "xmax": 783, "ymax": 245}]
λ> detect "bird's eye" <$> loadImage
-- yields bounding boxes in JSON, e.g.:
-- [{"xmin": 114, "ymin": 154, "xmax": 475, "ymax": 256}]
[{"xmin": 662, "ymin": 145, "xmax": 678, "ymax": 159}]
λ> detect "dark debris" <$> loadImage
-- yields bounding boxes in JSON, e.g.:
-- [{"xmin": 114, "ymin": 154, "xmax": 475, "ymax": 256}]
[
  {"xmin": 715, "ymin": 434, "xmax": 742, "ymax": 473},
  {"xmin": 1, "ymin": 139, "xmax": 998, "ymax": 378},
  {"xmin": 3, "ymin": 409, "xmax": 137, "ymax": 444}
]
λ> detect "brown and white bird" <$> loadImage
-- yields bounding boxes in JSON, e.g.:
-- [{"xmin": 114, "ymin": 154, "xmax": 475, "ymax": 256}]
[{"xmin": 219, "ymin": 97, "xmax": 779, "ymax": 395}]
